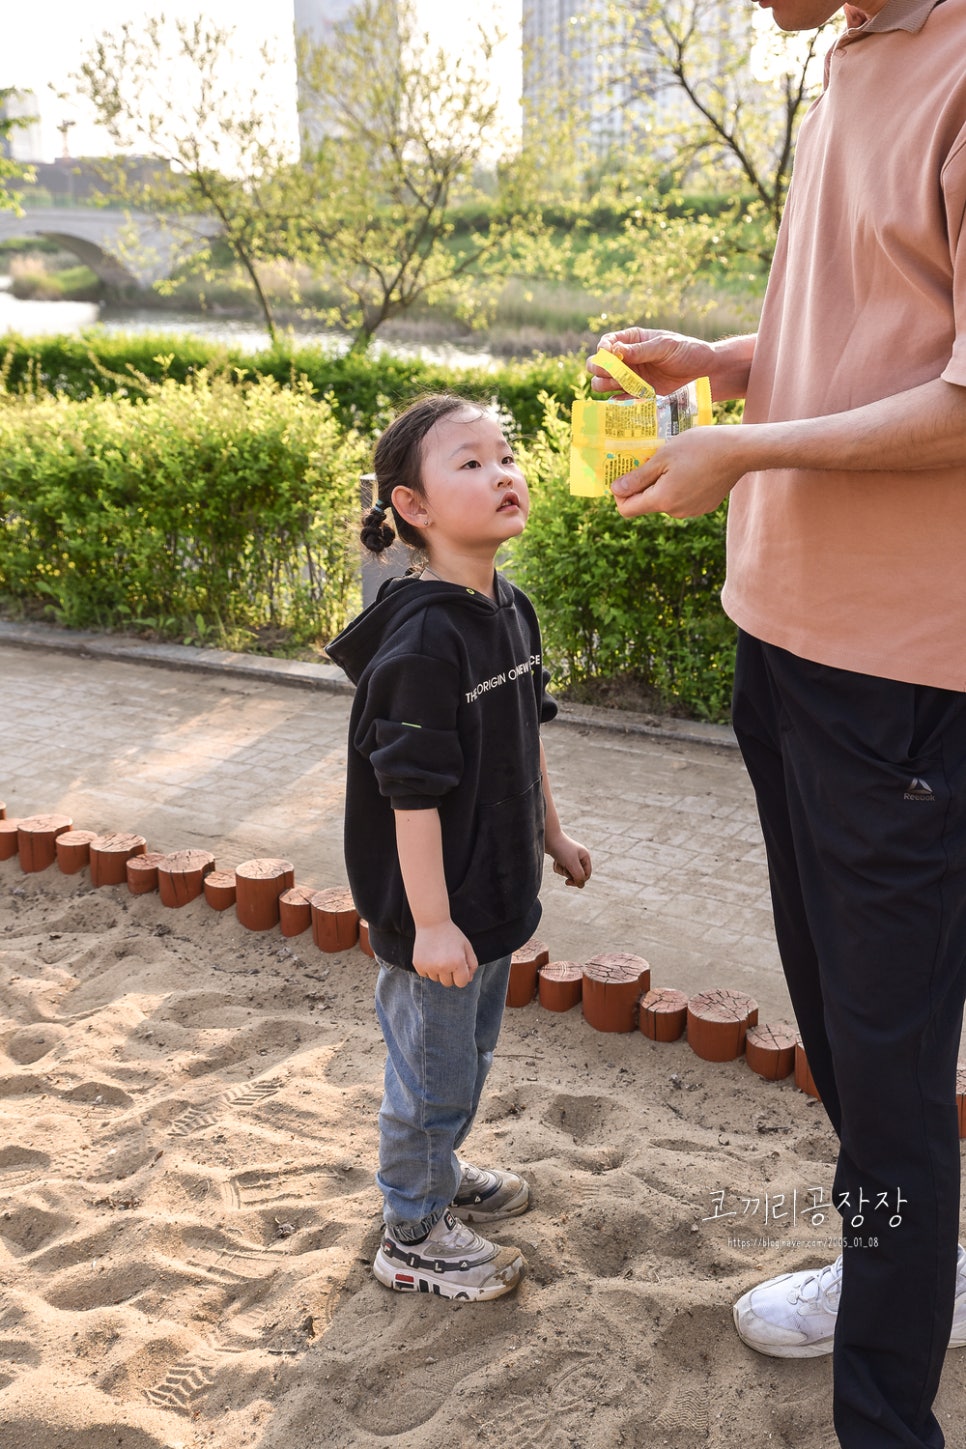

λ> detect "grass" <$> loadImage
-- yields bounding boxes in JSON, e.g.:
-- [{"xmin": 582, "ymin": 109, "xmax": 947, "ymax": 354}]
[{"xmin": 8, "ymin": 254, "xmax": 102, "ymax": 302}]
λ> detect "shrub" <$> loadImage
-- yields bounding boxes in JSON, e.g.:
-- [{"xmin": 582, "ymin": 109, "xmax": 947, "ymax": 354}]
[
  {"xmin": 0, "ymin": 333, "xmax": 585, "ymax": 439},
  {"xmin": 509, "ymin": 395, "xmax": 736, "ymax": 722},
  {"xmin": 0, "ymin": 337, "xmax": 741, "ymax": 718},
  {"xmin": 0, "ymin": 370, "xmax": 368, "ymax": 647}
]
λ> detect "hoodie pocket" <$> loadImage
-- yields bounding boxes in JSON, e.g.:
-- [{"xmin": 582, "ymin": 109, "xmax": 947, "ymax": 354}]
[{"xmin": 448, "ymin": 779, "xmax": 545, "ymax": 936}]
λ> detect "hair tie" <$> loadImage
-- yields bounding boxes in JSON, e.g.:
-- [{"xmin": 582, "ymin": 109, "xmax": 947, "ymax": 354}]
[{"xmin": 372, "ymin": 498, "xmax": 389, "ymax": 516}]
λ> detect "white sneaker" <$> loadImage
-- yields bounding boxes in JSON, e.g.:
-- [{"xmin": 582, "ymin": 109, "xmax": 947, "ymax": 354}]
[
  {"xmin": 373, "ymin": 1208, "xmax": 525, "ymax": 1301},
  {"xmin": 451, "ymin": 1158, "xmax": 530, "ymax": 1223},
  {"xmin": 734, "ymin": 1245, "xmax": 966, "ymax": 1359}
]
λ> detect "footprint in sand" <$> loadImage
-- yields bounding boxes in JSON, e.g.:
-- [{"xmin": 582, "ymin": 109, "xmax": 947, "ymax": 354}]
[
  {"xmin": 60, "ymin": 1082, "xmax": 135, "ymax": 1108},
  {"xmin": 0, "ymin": 1146, "xmax": 51, "ymax": 1191},
  {"xmin": 167, "ymin": 1077, "xmax": 285, "ymax": 1137},
  {"xmin": 143, "ymin": 1353, "xmax": 219, "ymax": 1414},
  {"xmin": 0, "ymin": 1293, "xmax": 43, "ymax": 1387},
  {"xmin": 2, "ymin": 1024, "xmax": 69, "ymax": 1065},
  {"xmin": 221, "ymin": 1161, "xmax": 369, "ymax": 1211},
  {"xmin": 0, "ymin": 1204, "xmax": 76, "ymax": 1258},
  {"xmin": 541, "ymin": 1091, "xmax": 625, "ymax": 1147}
]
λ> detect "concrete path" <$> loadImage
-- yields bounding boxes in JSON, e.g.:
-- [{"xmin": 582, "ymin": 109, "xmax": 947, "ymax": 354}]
[{"xmin": 0, "ymin": 625, "xmax": 791, "ymax": 1021}]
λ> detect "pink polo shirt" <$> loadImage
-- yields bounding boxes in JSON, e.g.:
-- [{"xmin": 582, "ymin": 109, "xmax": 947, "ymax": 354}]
[{"xmin": 721, "ymin": 0, "xmax": 966, "ymax": 691}]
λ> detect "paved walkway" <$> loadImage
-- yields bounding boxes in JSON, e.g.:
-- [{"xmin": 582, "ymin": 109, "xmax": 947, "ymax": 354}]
[{"xmin": 0, "ymin": 625, "xmax": 791, "ymax": 1021}]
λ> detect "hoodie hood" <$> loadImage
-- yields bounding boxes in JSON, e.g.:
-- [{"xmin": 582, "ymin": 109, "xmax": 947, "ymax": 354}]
[{"xmin": 327, "ymin": 571, "xmax": 514, "ymax": 684}]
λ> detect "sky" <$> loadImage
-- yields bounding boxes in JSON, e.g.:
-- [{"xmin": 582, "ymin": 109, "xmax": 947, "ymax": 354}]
[{"xmin": 1, "ymin": 0, "xmax": 520, "ymax": 163}]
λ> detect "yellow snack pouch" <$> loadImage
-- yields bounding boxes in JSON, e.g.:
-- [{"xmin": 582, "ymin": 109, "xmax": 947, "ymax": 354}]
[{"xmin": 570, "ymin": 350, "xmax": 714, "ymax": 497}]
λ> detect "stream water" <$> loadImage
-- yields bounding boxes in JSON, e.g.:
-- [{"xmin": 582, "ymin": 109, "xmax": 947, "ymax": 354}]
[{"xmin": 0, "ymin": 279, "xmax": 499, "ymax": 369}]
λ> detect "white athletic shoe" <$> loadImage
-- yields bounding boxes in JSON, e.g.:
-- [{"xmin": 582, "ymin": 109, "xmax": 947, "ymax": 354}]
[
  {"xmin": 451, "ymin": 1158, "xmax": 530, "ymax": 1224},
  {"xmin": 373, "ymin": 1208, "xmax": 525, "ymax": 1301},
  {"xmin": 734, "ymin": 1245, "xmax": 966, "ymax": 1358}
]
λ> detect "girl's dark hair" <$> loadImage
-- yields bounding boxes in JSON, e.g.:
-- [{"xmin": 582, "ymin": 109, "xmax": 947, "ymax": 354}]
[{"xmin": 360, "ymin": 393, "xmax": 485, "ymax": 555}]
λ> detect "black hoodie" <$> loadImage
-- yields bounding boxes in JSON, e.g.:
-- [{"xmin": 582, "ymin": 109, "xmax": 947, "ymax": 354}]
[{"xmin": 326, "ymin": 571, "xmax": 557, "ymax": 970}]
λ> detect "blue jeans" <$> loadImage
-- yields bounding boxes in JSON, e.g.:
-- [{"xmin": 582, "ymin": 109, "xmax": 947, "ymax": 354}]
[{"xmin": 374, "ymin": 953, "xmax": 512, "ymax": 1241}]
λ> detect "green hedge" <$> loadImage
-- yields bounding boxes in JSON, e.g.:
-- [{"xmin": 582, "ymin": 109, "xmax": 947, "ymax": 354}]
[
  {"xmin": 510, "ymin": 396, "xmax": 735, "ymax": 721},
  {"xmin": 0, "ymin": 370, "xmax": 367, "ymax": 647},
  {"xmin": 1, "ymin": 338, "xmax": 736, "ymax": 718},
  {"xmin": 0, "ymin": 332, "xmax": 584, "ymax": 440}
]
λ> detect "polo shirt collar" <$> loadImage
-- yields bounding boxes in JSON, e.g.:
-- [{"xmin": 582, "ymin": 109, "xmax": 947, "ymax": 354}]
[{"xmin": 842, "ymin": 0, "xmax": 942, "ymax": 36}]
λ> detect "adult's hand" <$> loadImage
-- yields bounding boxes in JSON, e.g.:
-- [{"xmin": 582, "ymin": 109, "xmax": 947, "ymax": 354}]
[
  {"xmin": 589, "ymin": 327, "xmax": 718, "ymax": 398},
  {"xmin": 612, "ymin": 426, "xmax": 749, "ymax": 519},
  {"xmin": 589, "ymin": 327, "xmax": 756, "ymax": 404}
]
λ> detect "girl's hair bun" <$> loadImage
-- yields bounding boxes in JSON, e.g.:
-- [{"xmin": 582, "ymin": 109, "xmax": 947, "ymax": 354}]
[{"xmin": 361, "ymin": 503, "xmax": 396, "ymax": 554}]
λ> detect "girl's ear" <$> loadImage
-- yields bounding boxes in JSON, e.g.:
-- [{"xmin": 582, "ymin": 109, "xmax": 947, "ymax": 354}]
[{"xmin": 391, "ymin": 486, "xmax": 431, "ymax": 530}]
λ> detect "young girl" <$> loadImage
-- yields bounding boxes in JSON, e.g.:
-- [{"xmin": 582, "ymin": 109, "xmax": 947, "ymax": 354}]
[{"xmin": 327, "ymin": 393, "xmax": 591, "ymax": 1301}]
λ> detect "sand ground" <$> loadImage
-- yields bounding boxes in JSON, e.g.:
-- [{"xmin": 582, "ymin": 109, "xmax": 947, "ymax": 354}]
[{"xmin": 1, "ymin": 634, "xmax": 964, "ymax": 1449}]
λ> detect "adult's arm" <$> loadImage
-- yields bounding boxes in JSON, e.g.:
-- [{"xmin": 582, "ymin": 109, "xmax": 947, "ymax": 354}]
[
  {"xmin": 612, "ymin": 376, "xmax": 966, "ymax": 520},
  {"xmin": 394, "ymin": 808, "xmax": 478, "ymax": 988}
]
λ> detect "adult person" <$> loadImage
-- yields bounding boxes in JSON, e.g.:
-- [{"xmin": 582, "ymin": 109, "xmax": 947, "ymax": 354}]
[{"xmin": 589, "ymin": 1, "xmax": 966, "ymax": 1444}]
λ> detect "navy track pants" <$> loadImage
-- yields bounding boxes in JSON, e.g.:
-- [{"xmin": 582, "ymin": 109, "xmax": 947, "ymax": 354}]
[{"xmin": 732, "ymin": 631, "xmax": 966, "ymax": 1449}]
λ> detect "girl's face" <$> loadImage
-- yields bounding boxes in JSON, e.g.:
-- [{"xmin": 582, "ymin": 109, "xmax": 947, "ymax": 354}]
[{"xmin": 408, "ymin": 408, "xmax": 529, "ymax": 553}]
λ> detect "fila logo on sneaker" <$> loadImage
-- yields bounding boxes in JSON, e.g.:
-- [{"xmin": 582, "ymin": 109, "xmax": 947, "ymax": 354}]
[
  {"xmin": 904, "ymin": 777, "xmax": 936, "ymax": 802},
  {"xmin": 393, "ymin": 1274, "xmax": 443, "ymax": 1294}
]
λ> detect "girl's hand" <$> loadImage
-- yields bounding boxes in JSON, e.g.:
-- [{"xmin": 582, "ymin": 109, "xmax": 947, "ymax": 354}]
[
  {"xmin": 546, "ymin": 830, "xmax": 592, "ymax": 889},
  {"xmin": 413, "ymin": 921, "xmax": 479, "ymax": 988}
]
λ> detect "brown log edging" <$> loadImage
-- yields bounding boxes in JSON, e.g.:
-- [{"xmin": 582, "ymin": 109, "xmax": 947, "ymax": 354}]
[
  {"xmin": 56, "ymin": 829, "xmax": 99, "ymax": 876},
  {"xmin": 745, "ymin": 1021, "xmax": 798, "ymax": 1081},
  {"xmin": 794, "ymin": 1040, "xmax": 821, "ymax": 1100},
  {"xmin": 234, "ymin": 858, "xmax": 295, "ymax": 932},
  {"xmin": 358, "ymin": 919, "xmax": 375, "ymax": 958},
  {"xmin": 538, "ymin": 960, "xmax": 583, "ymax": 1013},
  {"xmin": 89, "ymin": 833, "xmax": 147, "ymax": 887},
  {"xmin": 310, "ymin": 887, "xmax": 359, "ymax": 952},
  {"xmin": 126, "ymin": 852, "xmax": 166, "ymax": 895},
  {"xmin": 506, "ymin": 938, "xmax": 550, "ymax": 1008},
  {"xmin": 639, "ymin": 987, "xmax": 689, "ymax": 1043},
  {"xmin": 17, "ymin": 814, "xmax": 73, "ymax": 873},
  {"xmin": 279, "ymin": 885, "xmax": 316, "ymax": 937},
  {"xmin": 204, "ymin": 870, "xmax": 237, "ymax": 912},
  {"xmin": 582, "ymin": 952, "xmax": 651, "ymax": 1033},
  {"xmin": 2, "ymin": 801, "xmax": 832, "ymax": 1124},
  {"xmin": 158, "ymin": 849, "xmax": 216, "ymax": 908},
  {"xmin": 687, "ymin": 989, "xmax": 759, "ymax": 1063}
]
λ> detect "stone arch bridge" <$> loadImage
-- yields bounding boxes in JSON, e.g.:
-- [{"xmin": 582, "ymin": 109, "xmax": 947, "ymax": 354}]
[{"xmin": 0, "ymin": 206, "xmax": 221, "ymax": 294}]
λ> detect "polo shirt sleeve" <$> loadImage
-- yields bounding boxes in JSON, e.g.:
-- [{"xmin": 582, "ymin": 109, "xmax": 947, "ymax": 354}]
[
  {"xmin": 353, "ymin": 653, "xmax": 464, "ymax": 810},
  {"xmin": 941, "ymin": 127, "xmax": 966, "ymax": 387}
]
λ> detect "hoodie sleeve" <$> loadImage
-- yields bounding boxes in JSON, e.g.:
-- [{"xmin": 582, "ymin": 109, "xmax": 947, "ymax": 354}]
[
  {"xmin": 539, "ymin": 668, "xmax": 558, "ymax": 726},
  {"xmin": 511, "ymin": 584, "xmax": 557, "ymax": 725},
  {"xmin": 354, "ymin": 653, "xmax": 463, "ymax": 810}
]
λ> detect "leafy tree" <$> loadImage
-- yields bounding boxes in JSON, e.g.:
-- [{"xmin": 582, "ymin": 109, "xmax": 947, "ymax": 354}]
[
  {"xmin": 0, "ymin": 88, "xmax": 34, "ymax": 213},
  {"xmin": 611, "ymin": 1, "xmax": 836, "ymax": 239},
  {"xmin": 292, "ymin": 0, "xmax": 518, "ymax": 352},
  {"xmin": 73, "ymin": 18, "xmax": 291, "ymax": 341},
  {"xmin": 509, "ymin": 2, "xmax": 838, "ymax": 338}
]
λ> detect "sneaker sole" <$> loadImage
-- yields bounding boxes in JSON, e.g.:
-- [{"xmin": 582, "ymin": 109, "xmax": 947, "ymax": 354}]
[
  {"xmin": 735, "ymin": 1312, "xmax": 966, "ymax": 1359},
  {"xmin": 373, "ymin": 1246, "xmax": 525, "ymax": 1301}
]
